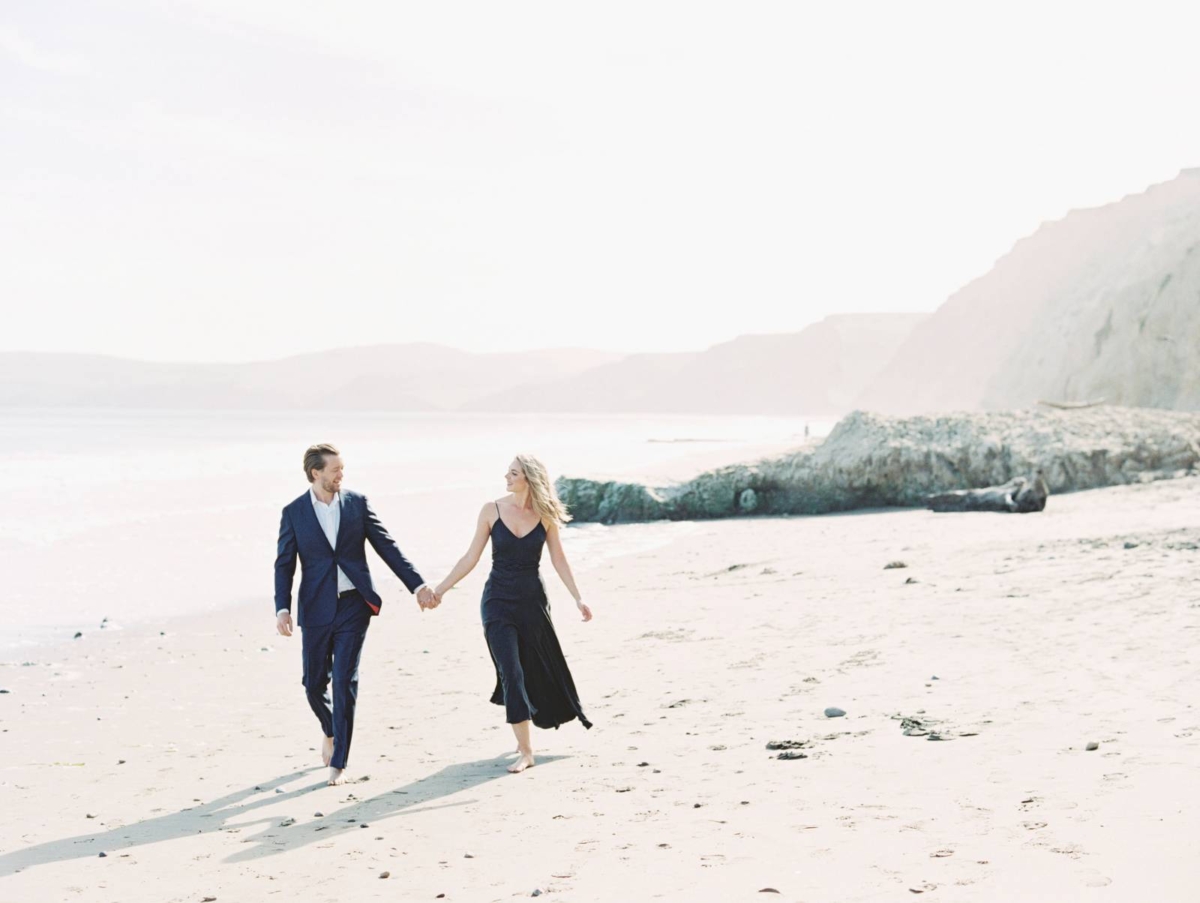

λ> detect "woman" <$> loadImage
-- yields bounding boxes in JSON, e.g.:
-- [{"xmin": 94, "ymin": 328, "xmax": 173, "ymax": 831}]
[{"xmin": 433, "ymin": 454, "xmax": 593, "ymax": 773}]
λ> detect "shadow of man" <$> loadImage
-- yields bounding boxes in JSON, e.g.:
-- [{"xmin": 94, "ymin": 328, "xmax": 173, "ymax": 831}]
[
  {"xmin": 0, "ymin": 753, "xmax": 563, "ymax": 876},
  {"xmin": 223, "ymin": 752, "xmax": 565, "ymax": 863}
]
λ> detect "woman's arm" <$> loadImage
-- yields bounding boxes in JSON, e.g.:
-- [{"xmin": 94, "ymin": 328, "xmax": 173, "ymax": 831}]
[
  {"xmin": 432, "ymin": 504, "xmax": 493, "ymax": 603},
  {"xmin": 545, "ymin": 521, "xmax": 593, "ymax": 621}
]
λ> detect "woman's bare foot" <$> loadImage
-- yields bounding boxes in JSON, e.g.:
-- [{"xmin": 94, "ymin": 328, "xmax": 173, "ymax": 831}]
[
  {"xmin": 322, "ymin": 736, "xmax": 334, "ymax": 767},
  {"xmin": 507, "ymin": 752, "xmax": 535, "ymax": 774},
  {"xmin": 328, "ymin": 767, "xmax": 347, "ymax": 786}
]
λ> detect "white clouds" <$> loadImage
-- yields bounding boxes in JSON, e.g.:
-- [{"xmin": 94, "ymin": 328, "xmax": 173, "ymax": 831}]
[
  {"xmin": 0, "ymin": 25, "xmax": 87, "ymax": 73},
  {"xmin": 3, "ymin": 2, "xmax": 1200, "ymax": 361}
]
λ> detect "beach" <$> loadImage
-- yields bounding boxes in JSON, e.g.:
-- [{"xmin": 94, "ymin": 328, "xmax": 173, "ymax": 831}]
[{"xmin": 2, "ymin": 473, "xmax": 1197, "ymax": 901}]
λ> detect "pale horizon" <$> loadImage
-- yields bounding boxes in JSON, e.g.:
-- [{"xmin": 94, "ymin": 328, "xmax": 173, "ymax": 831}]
[{"xmin": 5, "ymin": 1, "xmax": 1200, "ymax": 362}]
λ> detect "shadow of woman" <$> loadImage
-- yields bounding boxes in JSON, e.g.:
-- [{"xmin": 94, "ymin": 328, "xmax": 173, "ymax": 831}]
[
  {"xmin": 222, "ymin": 752, "xmax": 565, "ymax": 863},
  {"xmin": 0, "ymin": 753, "xmax": 564, "ymax": 876}
]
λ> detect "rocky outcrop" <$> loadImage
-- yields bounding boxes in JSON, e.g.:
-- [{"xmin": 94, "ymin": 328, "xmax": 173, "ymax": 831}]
[
  {"xmin": 557, "ymin": 407, "xmax": 1200, "ymax": 523},
  {"xmin": 855, "ymin": 169, "xmax": 1200, "ymax": 415}
]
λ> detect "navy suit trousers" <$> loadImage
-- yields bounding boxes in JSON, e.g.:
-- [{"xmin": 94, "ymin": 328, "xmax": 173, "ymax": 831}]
[{"xmin": 301, "ymin": 590, "xmax": 372, "ymax": 770}]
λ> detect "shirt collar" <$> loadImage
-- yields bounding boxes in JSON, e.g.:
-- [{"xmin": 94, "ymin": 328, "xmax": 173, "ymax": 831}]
[{"xmin": 309, "ymin": 487, "xmax": 342, "ymax": 509}]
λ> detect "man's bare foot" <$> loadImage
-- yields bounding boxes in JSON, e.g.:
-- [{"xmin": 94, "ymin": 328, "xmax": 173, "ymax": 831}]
[
  {"xmin": 322, "ymin": 736, "xmax": 334, "ymax": 767},
  {"xmin": 328, "ymin": 767, "xmax": 347, "ymax": 786},
  {"xmin": 507, "ymin": 753, "xmax": 535, "ymax": 774}
]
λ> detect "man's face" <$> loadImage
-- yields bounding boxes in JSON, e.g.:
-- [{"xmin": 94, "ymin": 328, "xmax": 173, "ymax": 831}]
[{"xmin": 314, "ymin": 454, "xmax": 344, "ymax": 493}]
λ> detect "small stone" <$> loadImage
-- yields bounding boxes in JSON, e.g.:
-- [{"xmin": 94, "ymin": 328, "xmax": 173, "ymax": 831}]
[
  {"xmin": 759, "ymin": 890, "xmax": 781, "ymax": 895},
  {"xmin": 86, "ymin": 813, "xmax": 96, "ymax": 819},
  {"xmin": 1123, "ymin": 541, "xmax": 1138, "ymax": 549},
  {"xmin": 360, "ymin": 823, "xmax": 369, "ymax": 828},
  {"xmin": 274, "ymin": 788, "xmax": 283, "ymax": 794},
  {"xmin": 74, "ymin": 632, "xmax": 83, "ymax": 639},
  {"xmin": 824, "ymin": 707, "xmax": 846, "ymax": 718},
  {"xmin": 532, "ymin": 891, "xmax": 543, "ymax": 898},
  {"xmin": 1086, "ymin": 741, "xmax": 1100, "ymax": 751},
  {"xmin": 884, "ymin": 560, "xmax": 907, "ymax": 569},
  {"xmin": 379, "ymin": 871, "xmax": 390, "ymax": 879},
  {"xmin": 637, "ymin": 761, "xmax": 650, "ymax": 767},
  {"xmin": 313, "ymin": 811, "xmax": 323, "ymax": 817},
  {"xmin": 765, "ymin": 740, "xmax": 807, "ymax": 750},
  {"xmin": 118, "ymin": 759, "xmax": 126, "ymax": 765},
  {"xmin": 465, "ymin": 853, "xmax": 474, "ymax": 858},
  {"xmin": 279, "ymin": 818, "xmax": 295, "ymax": 827},
  {"xmin": 98, "ymin": 852, "xmax": 107, "ymax": 858},
  {"xmin": 777, "ymin": 751, "xmax": 808, "ymax": 760},
  {"xmin": 905, "ymin": 576, "xmax": 919, "ymax": 584},
  {"xmin": 203, "ymin": 898, "xmax": 216, "ymax": 902},
  {"xmin": 0, "ymin": 689, "xmax": 9, "ymax": 694}
]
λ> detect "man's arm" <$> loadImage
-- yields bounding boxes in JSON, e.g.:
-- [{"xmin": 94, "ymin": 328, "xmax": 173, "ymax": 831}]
[
  {"xmin": 274, "ymin": 507, "xmax": 298, "ymax": 617},
  {"xmin": 362, "ymin": 495, "xmax": 426, "ymax": 594}
]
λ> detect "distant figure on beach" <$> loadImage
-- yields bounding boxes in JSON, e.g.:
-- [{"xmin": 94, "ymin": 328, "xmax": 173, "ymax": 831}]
[
  {"xmin": 431, "ymin": 454, "xmax": 593, "ymax": 773},
  {"xmin": 274, "ymin": 443, "xmax": 435, "ymax": 786}
]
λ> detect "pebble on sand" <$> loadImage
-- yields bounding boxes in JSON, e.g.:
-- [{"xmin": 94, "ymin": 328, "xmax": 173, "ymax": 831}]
[
  {"xmin": 73, "ymin": 632, "xmax": 83, "ymax": 639},
  {"xmin": 884, "ymin": 561, "xmax": 907, "ymax": 569},
  {"xmin": 824, "ymin": 707, "xmax": 846, "ymax": 718},
  {"xmin": 379, "ymin": 871, "xmax": 390, "ymax": 879},
  {"xmin": 98, "ymin": 852, "xmax": 107, "ymax": 858},
  {"xmin": 279, "ymin": 818, "xmax": 295, "ymax": 827},
  {"xmin": 1086, "ymin": 741, "xmax": 1100, "ymax": 751}
]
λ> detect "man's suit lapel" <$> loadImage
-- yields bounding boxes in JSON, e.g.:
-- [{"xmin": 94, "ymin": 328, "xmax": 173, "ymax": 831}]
[{"xmin": 296, "ymin": 492, "xmax": 336, "ymax": 554}]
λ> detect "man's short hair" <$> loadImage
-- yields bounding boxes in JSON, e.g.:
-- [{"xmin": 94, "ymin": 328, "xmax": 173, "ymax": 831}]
[{"xmin": 303, "ymin": 443, "xmax": 340, "ymax": 483}]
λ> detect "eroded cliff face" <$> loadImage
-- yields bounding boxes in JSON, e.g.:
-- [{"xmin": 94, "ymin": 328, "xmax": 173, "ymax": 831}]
[
  {"xmin": 856, "ymin": 170, "xmax": 1200, "ymax": 415},
  {"xmin": 558, "ymin": 407, "xmax": 1200, "ymax": 523}
]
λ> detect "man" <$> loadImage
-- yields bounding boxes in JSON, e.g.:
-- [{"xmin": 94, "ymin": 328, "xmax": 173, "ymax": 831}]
[{"xmin": 274, "ymin": 443, "xmax": 435, "ymax": 785}]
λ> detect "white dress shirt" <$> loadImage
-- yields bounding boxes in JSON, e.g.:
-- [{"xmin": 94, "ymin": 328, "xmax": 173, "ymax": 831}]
[{"xmin": 310, "ymin": 488, "xmax": 356, "ymax": 594}]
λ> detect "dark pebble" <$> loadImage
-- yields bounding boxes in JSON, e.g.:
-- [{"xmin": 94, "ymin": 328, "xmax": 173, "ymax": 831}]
[
  {"xmin": 74, "ymin": 632, "xmax": 83, "ymax": 639},
  {"xmin": 777, "ymin": 751, "xmax": 808, "ymax": 760},
  {"xmin": 884, "ymin": 561, "xmax": 907, "ymax": 569},
  {"xmin": 98, "ymin": 852, "xmax": 107, "ymax": 858},
  {"xmin": 313, "ymin": 811, "xmax": 323, "ymax": 817},
  {"xmin": 379, "ymin": 871, "xmax": 390, "ymax": 879},
  {"xmin": 693, "ymin": 803, "xmax": 702, "ymax": 809},
  {"xmin": 1086, "ymin": 741, "xmax": 1099, "ymax": 751},
  {"xmin": 824, "ymin": 707, "xmax": 846, "ymax": 718}
]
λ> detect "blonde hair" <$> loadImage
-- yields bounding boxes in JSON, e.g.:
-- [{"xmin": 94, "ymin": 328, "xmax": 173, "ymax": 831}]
[{"xmin": 516, "ymin": 453, "xmax": 572, "ymax": 527}]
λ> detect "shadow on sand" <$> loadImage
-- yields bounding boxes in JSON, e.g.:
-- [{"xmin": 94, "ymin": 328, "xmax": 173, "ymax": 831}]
[{"xmin": 0, "ymin": 753, "xmax": 562, "ymax": 875}]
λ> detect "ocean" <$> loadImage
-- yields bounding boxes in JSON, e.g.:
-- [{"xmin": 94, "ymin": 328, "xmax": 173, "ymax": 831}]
[{"xmin": 1, "ymin": 408, "xmax": 829, "ymax": 648}]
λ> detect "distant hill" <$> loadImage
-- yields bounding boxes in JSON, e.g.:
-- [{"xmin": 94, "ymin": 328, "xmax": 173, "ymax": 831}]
[
  {"xmin": 464, "ymin": 314, "xmax": 928, "ymax": 415},
  {"xmin": 0, "ymin": 345, "xmax": 624, "ymax": 411},
  {"xmin": 856, "ymin": 169, "xmax": 1200, "ymax": 414}
]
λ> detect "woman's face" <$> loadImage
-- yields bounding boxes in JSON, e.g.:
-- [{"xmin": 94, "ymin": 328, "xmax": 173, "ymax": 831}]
[{"xmin": 505, "ymin": 459, "xmax": 527, "ymax": 493}]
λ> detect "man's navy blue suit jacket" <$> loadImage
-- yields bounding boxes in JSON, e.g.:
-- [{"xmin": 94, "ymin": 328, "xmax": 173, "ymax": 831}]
[{"xmin": 274, "ymin": 489, "xmax": 424, "ymax": 627}]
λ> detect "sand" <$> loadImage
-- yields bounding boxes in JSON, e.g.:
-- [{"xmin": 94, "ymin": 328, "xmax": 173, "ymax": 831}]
[{"xmin": 1, "ymin": 476, "xmax": 1198, "ymax": 902}]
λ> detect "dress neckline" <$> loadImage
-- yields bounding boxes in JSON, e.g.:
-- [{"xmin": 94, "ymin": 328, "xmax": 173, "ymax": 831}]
[{"xmin": 495, "ymin": 509, "xmax": 543, "ymax": 541}]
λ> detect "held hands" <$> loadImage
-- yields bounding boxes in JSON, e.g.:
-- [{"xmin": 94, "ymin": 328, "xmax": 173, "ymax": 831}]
[
  {"xmin": 416, "ymin": 586, "xmax": 436, "ymax": 611},
  {"xmin": 276, "ymin": 611, "xmax": 294, "ymax": 637}
]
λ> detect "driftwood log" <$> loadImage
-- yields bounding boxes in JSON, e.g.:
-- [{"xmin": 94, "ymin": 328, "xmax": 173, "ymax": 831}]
[
  {"xmin": 1036, "ymin": 398, "xmax": 1106, "ymax": 410},
  {"xmin": 926, "ymin": 471, "xmax": 1049, "ymax": 514}
]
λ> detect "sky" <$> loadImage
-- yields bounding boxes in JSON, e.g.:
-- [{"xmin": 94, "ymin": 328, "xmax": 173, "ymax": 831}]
[{"xmin": 4, "ymin": 0, "xmax": 1200, "ymax": 362}]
